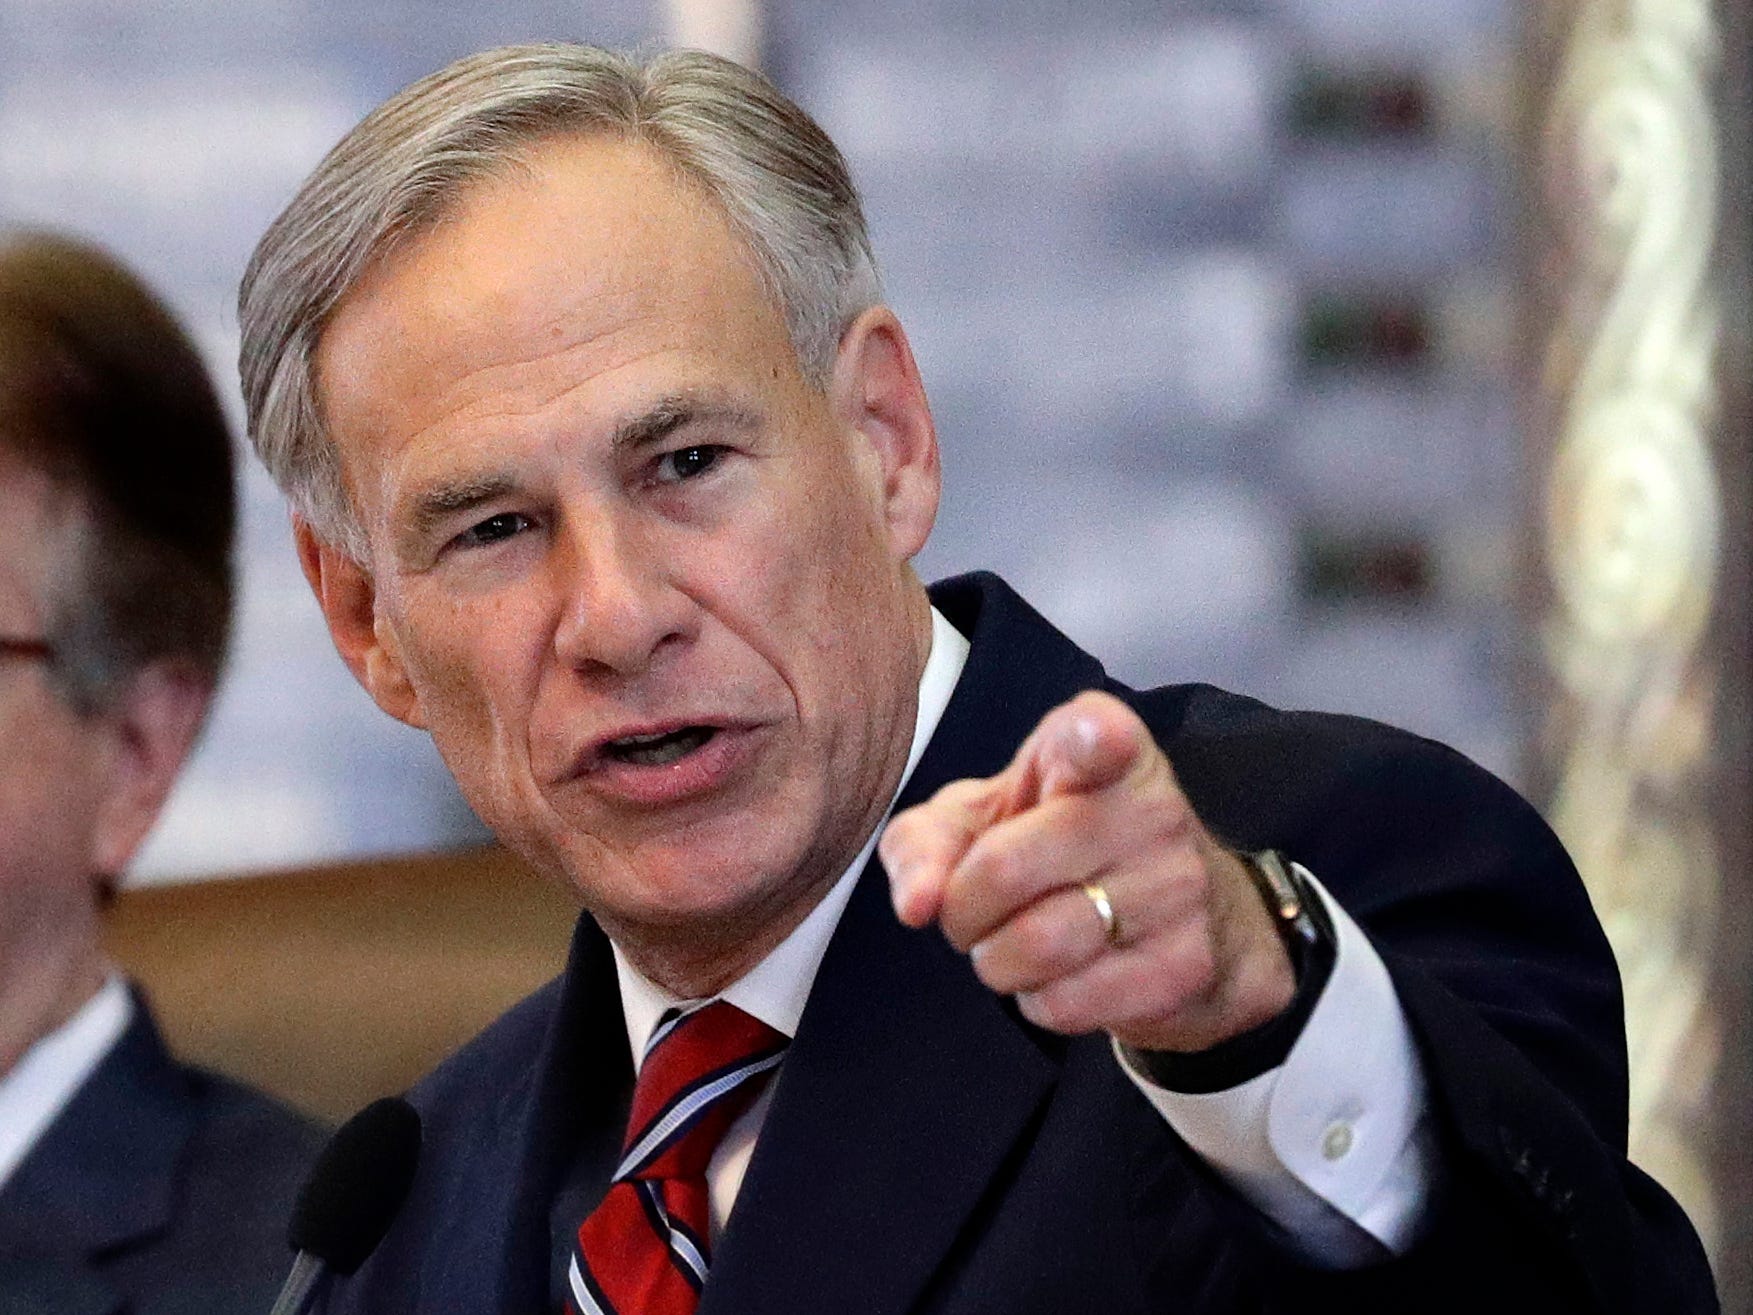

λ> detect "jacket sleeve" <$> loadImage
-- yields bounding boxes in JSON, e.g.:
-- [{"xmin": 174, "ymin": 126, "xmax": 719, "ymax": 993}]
[{"xmin": 1154, "ymin": 686, "xmax": 1717, "ymax": 1312}]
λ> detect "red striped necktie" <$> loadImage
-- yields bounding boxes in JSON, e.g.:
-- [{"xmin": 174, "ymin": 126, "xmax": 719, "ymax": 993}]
[{"xmin": 568, "ymin": 1000, "xmax": 788, "ymax": 1315}]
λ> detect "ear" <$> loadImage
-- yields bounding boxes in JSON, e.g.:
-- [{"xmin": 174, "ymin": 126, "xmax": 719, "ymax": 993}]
[
  {"xmin": 294, "ymin": 516, "xmax": 426, "ymax": 728},
  {"xmin": 89, "ymin": 662, "xmax": 212, "ymax": 876},
  {"xmin": 830, "ymin": 307, "xmax": 941, "ymax": 561}
]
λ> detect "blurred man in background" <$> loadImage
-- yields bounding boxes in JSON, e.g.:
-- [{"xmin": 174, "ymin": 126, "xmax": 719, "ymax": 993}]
[{"xmin": 0, "ymin": 232, "xmax": 325, "ymax": 1312}]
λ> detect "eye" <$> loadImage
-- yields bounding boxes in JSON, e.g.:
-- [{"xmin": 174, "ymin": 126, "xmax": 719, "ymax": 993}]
[
  {"xmin": 655, "ymin": 444, "xmax": 726, "ymax": 484},
  {"xmin": 452, "ymin": 511, "xmax": 531, "ymax": 550}
]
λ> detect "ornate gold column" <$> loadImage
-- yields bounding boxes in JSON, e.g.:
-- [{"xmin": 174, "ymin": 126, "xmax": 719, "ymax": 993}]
[{"xmin": 1533, "ymin": 0, "xmax": 1737, "ymax": 1276}]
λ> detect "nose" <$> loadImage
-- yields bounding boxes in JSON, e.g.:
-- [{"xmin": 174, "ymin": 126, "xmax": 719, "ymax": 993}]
[{"xmin": 550, "ymin": 508, "xmax": 695, "ymax": 677}]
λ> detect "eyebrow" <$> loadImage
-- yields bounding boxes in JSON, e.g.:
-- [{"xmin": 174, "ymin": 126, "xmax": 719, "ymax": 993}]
[
  {"xmin": 401, "ymin": 395, "xmax": 763, "ymax": 545},
  {"xmin": 610, "ymin": 394, "xmax": 761, "ymax": 452},
  {"xmin": 407, "ymin": 474, "xmax": 520, "ymax": 543}
]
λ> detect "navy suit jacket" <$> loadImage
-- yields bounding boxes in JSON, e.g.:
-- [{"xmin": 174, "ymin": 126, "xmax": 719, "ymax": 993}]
[
  {"xmin": 0, "ymin": 993, "xmax": 327, "ymax": 1315},
  {"xmin": 324, "ymin": 572, "xmax": 1714, "ymax": 1313}
]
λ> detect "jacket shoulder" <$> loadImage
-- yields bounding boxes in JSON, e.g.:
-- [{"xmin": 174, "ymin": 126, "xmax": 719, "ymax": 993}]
[
  {"xmin": 405, "ymin": 974, "xmax": 565, "ymax": 1129},
  {"xmin": 80, "ymin": 1060, "xmax": 330, "ymax": 1312},
  {"xmin": 183, "ymin": 1065, "xmax": 329, "ymax": 1156},
  {"xmin": 316, "ymin": 975, "xmax": 572, "ymax": 1314},
  {"xmin": 173, "ymin": 1065, "xmax": 330, "ymax": 1228},
  {"xmin": 1124, "ymin": 680, "xmax": 1563, "ymax": 871}
]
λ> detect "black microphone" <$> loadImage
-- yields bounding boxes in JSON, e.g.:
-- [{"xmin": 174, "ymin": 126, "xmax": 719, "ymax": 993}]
[{"xmin": 268, "ymin": 1096, "xmax": 422, "ymax": 1315}]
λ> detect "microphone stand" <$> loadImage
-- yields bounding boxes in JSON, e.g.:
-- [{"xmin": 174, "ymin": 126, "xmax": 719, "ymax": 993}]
[{"xmin": 268, "ymin": 1250, "xmax": 326, "ymax": 1315}]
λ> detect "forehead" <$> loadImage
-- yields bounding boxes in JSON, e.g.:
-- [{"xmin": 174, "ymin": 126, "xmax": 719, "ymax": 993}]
[{"xmin": 313, "ymin": 134, "xmax": 794, "ymax": 486}]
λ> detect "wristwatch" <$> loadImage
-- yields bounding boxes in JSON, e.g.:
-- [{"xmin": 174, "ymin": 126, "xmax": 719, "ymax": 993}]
[
  {"xmin": 1242, "ymin": 848, "xmax": 1329, "ymax": 978},
  {"xmin": 1120, "ymin": 849, "xmax": 1336, "ymax": 1093}
]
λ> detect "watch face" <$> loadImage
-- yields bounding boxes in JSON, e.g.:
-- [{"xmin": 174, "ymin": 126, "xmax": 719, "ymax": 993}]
[{"xmin": 1249, "ymin": 851, "xmax": 1327, "ymax": 956}]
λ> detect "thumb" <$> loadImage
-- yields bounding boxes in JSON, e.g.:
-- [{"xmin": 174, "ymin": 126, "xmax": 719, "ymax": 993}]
[{"xmin": 1034, "ymin": 692, "xmax": 1151, "ymax": 800}]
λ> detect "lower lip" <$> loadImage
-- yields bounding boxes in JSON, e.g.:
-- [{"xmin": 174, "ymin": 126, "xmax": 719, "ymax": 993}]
[{"xmin": 579, "ymin": 726, "xmax": 761, "ymax": 808}]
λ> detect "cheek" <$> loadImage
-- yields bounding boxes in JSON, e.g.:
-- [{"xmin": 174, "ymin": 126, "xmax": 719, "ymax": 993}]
[
  {"xmin": 0, "ymin": 722, "xmax": 102, "ymax": 869},
  {"xmin": 753, "ymin": 528, "xmax": 911, "ymax": 743},
  {"xmin": 393, "ymin": 598, "xmax": 543, "ymax": 773},
  {"xmin": 764, "ymin": 456, "xmax": 891, "ymax": 597}
]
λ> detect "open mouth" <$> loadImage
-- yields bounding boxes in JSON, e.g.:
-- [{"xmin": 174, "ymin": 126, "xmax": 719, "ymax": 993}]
[{"xmin": 601, "ymin": 726, "xmax": 718, "ymax": 767}]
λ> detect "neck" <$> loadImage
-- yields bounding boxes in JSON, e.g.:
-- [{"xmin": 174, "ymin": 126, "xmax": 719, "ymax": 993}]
[
  {"xmin": 0, "ymin": 942, "xmax": 108, "ymax": 1081},
  {"xmin": 613, "ymin": 890, "xmax": 828, "ymax": 1000}
]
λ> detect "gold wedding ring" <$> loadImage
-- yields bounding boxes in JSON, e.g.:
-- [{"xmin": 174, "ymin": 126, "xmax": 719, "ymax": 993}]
[{"xmin": 1082, "ymin": 882, "xmax": 1122, "ymax": 947}]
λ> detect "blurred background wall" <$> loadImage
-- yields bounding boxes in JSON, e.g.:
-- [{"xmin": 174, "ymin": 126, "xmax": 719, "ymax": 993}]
[
  {"xmin": 1, "ymin": 0, "xmax": 1744, "ymax": 1303},
  {"xmin": 0, "ymin": 0, "xmax": 1528, "ymax": 879}
]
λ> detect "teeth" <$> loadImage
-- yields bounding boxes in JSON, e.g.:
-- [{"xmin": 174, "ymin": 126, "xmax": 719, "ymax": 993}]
[
  {"xmin": 605, "ymin": 726, "xmax": 714, "ymax": 766},
  {"xmin": 619, "ymin": 739, "xmax": 693, "ymax": 766}
]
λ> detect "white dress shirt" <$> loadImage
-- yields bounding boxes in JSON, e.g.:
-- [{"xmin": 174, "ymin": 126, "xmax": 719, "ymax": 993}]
[
  {"xmin": 614, "ymin": 607, "xmax": 1433, "ymax": 1264},
  {"xmin": 0, "ymin": 971, "xmax": 131, "ymax": 1192},
  {"xmin": 1116, "ymin": 869, "xmax": 1434, "ymax": 1263}
]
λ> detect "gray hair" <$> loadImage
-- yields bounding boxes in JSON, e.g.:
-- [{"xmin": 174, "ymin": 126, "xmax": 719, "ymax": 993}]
[{"xmin": 239, "ymin": 43, "xmax": 883, "ymax": 558}]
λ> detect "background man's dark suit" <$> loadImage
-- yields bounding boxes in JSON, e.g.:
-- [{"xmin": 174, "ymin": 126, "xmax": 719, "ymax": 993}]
[
  {"xmin": 0, "ymin": 231, "xmax": 325, "ymax": 1315},
  {"xmin": 322, "ymin": 573, "xmax": 1712, "ymax": 1314},
  {"xmin": 0, "ymin": 995, "xmax": 326, "ymax": 1315}
]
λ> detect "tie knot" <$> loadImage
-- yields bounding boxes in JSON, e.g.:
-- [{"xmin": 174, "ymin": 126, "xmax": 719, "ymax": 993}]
[{"xmin": 616, "ymin": 1000, "xmax": 788, "ymax": 1183}]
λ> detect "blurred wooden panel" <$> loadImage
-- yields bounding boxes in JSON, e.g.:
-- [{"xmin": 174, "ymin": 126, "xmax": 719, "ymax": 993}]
[{"xmin": 104, "ymin": 845, "xmax": 579, "ymax": 1124}]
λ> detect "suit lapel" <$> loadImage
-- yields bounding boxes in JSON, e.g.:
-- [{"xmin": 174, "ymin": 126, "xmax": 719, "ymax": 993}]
[
  {"xmin": 700, "ymin": 574, "xmax": 1108, "ymax": 1314},
  {"xmin": 700, "ymin": 864, "xmax": 1055, "ymax": 1315},
  {"xmin": 0, "ymin": 995, "xmax": 192, "ymax": 1315},
  {"xmin": 411, "ymin": 914, "xmax": 630, "ymax": 1315}
]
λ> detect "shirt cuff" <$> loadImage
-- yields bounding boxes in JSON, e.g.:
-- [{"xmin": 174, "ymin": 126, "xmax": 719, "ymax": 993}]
[{"xmin": 1115, "ymin": 867, "xmax": 1433, "ymax": 1265}]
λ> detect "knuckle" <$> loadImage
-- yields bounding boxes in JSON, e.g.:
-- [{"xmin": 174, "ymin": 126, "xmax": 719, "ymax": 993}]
[
  {"xmin": 1045, "ymin": 978, "xmax": 1095, "ymax": 1032},
  {"xmin": 880, "ymin": 814, "xmax": 929, "ymax": 860},
  {"xmin": 887, "ymin": 803, "xmax": 929, "ymax": 835},
  {"xmin": 1150, "ymin": 799, "xmax": 1194, "ymax": 847},
  {"xmin": 1015, "ymin": 906, "xmax": 1067, "ymax": 966},
  {"xmin": 1163, "ymin": 846, "xmax": 1208, "ymax": 902},
  {"xmin": 967, "ymin": 836, "xmax": 1022, "ymax": 899},
  {"xmin": 946, "ymin": 774, "xmax": 992, "ymax": 809},
  {"xmin": 1126, "ymin": 953, "xmax": 1189, "ymax": 1021},
  {"xmin": 1072, "ymin": 688, "xmax": 1122, "ymax": 722},
  {"xmin": 1003, "ymin": 912, "xmax": 1044, "ymax": 963},
  {"xmin": 1028, "ymin": 987, "xmax": 1067, "ymax": 1031},
  {"xmin": 1142, "ymin": 978, "xmax": 1181, "ymax": 1021},
  {"xmin": 1179, "ymin": 933, "xmax": 1218, "ymax": 994},
  {"xmin": 939, "ymin": 777, "xmax": 995, "ymax": 813},
  {"xmin": 937, "ymin": 899, "xmax": 978, "ymax": 951},
  {"xmin": 1051, "ymin": 1006, "xmax": 1088, "ymax": 1035},
  {"xmin": 876, "ymin": 835, "xmax": 914, "ymax": 873},
  {"xmin": 971, "ymin": 940, "xmax": 1013, "ymax": 991}
]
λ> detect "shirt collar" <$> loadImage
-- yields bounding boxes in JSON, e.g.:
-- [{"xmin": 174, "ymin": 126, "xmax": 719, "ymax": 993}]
[
  {"xmin": 616, "ymin": 606, "xmax": 971, "ymax": 1069},
  {"xmin": 0, "ymin": 972, "xmax": 131, "ymax": 1191}
]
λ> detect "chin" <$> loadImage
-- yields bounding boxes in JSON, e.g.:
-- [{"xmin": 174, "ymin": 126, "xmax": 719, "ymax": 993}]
[{"xmin": 532, "ymin": 788, "xmax": 838, "ymax": 929}]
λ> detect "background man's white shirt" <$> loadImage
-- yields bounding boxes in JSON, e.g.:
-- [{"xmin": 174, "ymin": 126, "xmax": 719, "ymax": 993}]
[{"xmin": 0, "ymin": 972, "xmax": 130, "ymax": 1192}]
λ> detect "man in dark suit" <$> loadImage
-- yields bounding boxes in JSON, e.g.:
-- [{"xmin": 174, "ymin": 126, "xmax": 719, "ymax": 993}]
[
  {"xmin": 0, "ymin": 232, "xmax": 328, "ymax": 1313},
  {"xmin": 237, "ymin": 44, "xmax": 1715, "ymax": 1312}
]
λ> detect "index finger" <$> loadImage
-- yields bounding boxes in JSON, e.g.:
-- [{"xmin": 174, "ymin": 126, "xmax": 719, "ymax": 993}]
[{"xmin": 879, "ymin": 776, "xmax": 1005, "ymax": 927}]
